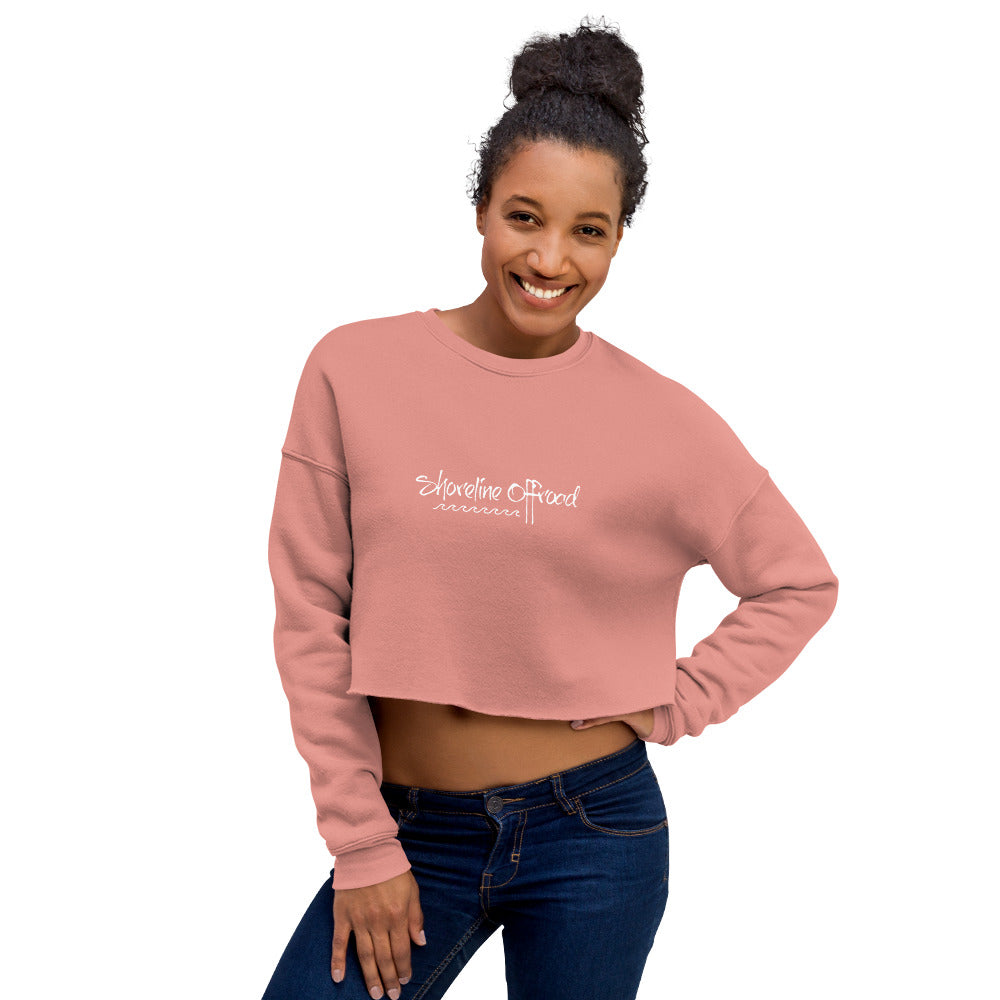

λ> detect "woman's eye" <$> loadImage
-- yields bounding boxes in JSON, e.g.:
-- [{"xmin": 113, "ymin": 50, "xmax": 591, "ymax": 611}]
[{"xmin": 507, "ymin": 214, "xmax": 603, "ymax": 238}]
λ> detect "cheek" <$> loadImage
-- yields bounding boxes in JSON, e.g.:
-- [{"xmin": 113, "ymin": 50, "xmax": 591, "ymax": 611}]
[
  {"xmin": 570, "ymin": 264, "xmax": 608, "ymax": 306},
  {"xmin": 482, "ymin": 237, "xmax": 514, "ymax": 278},
  {"xmin": 581, "ymin": 259, "xmax": 612, "ymax": 292},
  {"xmin": 481, "ymin": 242, "xmax": 500, "ymax": 283}
]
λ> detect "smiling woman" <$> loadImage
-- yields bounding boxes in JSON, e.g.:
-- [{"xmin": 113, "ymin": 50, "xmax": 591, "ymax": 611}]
[
  {"xmin": 471, "ymin": 142, "xmax": 623, "ymax": 327},
  {"xmin": 432, "ymin": 29, "xmax": 648, "ymax": 361},
  {"xmin": 434, "ymin": 140, "xmax": 628, "ymax": 350},
  {"xmin": 262, "ymin": 14, "xmax": 837, "ymax": 1000}
]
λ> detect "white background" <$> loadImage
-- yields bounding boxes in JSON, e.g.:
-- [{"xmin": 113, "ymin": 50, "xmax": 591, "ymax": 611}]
[{"xmin": 2, "ymin": 1, "xmax": 996, "ymax": 997}]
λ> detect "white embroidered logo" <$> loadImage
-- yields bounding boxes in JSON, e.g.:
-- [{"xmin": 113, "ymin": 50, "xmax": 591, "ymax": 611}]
[{"xmin": 414, "ymin": 469, "xmax": 580, "ymax": 526}]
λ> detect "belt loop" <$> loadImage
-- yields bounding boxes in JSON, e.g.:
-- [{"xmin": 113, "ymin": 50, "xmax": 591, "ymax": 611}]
[
  {"xmin": 407, "ymin": 787, "xmax": 419, "ymax": 813},
  {"xmin": 550, "ymin": 772, "xmax": 578, "ymax": 816}
]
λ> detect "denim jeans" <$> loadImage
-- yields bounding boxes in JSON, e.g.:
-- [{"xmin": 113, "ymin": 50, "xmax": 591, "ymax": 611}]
[{"xmin": 262, "ymin": 737, "xmax": 670, "ymax": 1000}]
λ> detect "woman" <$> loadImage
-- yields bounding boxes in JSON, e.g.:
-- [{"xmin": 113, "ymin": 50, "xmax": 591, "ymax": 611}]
[{"xmin": 263, "ymin": 17, "xmax": 838, "ymax": 1000}]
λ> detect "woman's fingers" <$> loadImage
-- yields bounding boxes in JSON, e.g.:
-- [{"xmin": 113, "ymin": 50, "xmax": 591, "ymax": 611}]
[
  {"xmin": 571, "ymin": 715, "xmax": 617, "ymax": 729},
  {"xmin": 331, "ymin": 872, "xmax": 422, "ymax": 997},
  {"xmin": 331, "ymin": 916, "xmax": 351, "ymax": 983},
  {"xmin": 409, "ymin": 891, "xmax": 426, "ymax": 953},
  {"xmin": 571, "ymin": 711, "xmax": 654, "ymax": 737},
  {"xmin": 387, "ymin": 918, "xmax": 415, "ymax": 991},
  {"xmin": 367, "ymin": 922, "xmax": 405, "ymax": 999},
  {"xmin": 401, "ymin": 889, "xmax": 426, "ymax": 984}
]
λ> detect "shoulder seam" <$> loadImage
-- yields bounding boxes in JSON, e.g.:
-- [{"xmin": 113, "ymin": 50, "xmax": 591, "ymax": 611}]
[
  {"xmin": 281, "ymin": 447, "xmax": 349, "ymax": 485},
  {"xmin": 703, "ymin": 469, "xmax": 770, "ymax": 559}
]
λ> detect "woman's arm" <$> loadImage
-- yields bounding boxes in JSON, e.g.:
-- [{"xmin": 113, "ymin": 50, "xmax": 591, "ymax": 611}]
[
  {"xmin": 646, "ymin": 472, "xmax": 838, "ymax": 745},
  {"xmin": 268, "ymin": 336, "xmax": 411, "ymax": 891}
]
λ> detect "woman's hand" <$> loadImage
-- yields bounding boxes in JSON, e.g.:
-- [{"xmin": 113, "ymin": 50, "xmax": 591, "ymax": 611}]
[
  {"xmin": 570, "ymin": 708, "xmax": 655, "ymax": 740},
  {"xmin": 331, "ymin": 869, "xmax": 426, "ymax": 997}
]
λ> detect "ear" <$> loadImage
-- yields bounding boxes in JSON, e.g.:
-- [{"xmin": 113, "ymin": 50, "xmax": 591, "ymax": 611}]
[{"xmin": 476, "ymin": 198, "xmax": 487, "ymax": 235}]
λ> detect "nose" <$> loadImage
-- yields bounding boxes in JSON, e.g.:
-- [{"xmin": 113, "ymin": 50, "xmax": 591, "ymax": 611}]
[{"xmin": 526, "ymin": 234, "xmax": 570, "ymax": 278}]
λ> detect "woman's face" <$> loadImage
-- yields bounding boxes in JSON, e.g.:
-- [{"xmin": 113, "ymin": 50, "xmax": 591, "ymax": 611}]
[{"xmin": 476, "ymin": 140, "xmax": 625, "ymax": 340}]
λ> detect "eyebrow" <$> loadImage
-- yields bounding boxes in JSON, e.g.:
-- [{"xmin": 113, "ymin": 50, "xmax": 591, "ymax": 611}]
[{"xmin": 502, "ymin": 195, "xmax": 614, "ymax": 228}]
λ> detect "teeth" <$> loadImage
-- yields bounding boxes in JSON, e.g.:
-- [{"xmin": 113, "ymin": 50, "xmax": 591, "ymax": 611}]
[{"xmin": 518, "ymin": 276, "xmax": 570, "ymax": 300}]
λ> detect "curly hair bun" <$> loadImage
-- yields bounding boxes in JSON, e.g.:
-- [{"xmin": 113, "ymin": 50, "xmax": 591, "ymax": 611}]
[
  {"xmin": 510, "ymin": 17, "xmax": 645, "ymax": 144},
  {"xmin": 467, "ymin": 16, "xmax": 650, "ymax": 226}
]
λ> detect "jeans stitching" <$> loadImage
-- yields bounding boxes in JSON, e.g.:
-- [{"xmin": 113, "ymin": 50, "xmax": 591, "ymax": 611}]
[
  {"xmin": 575, "ymin": 760, "xmax": 653, "ymax": 799},
  {"xmin": 510, "ymin": 810, "xmax": 526, "ymax": 863},
  {"xmin": 572, "ymin": 794, "xmax": 668, "ymax": 837},
  {"xmin": 479, "ymin": 818, "xmax": 504, "ymax": 913},
  {"xmin": 411, "ymin": 913, "xmax": 486, "ymax": 1000},
  {"xmin": 488, "ymin": 812, "xmax": 527, "ymax": 889},
  {"xmin": 390, "ymin": 766, "xmax": 658, "ymax": 831}
]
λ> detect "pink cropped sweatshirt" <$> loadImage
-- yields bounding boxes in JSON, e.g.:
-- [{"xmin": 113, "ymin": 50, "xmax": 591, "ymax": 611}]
[{"xmin": 268, "ymin": 308, "xmax": 839, "ymax": 890}]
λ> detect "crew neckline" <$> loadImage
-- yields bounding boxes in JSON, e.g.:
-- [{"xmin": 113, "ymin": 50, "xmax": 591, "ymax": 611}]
[{"xmin": 418, "ymin": 308, "xmax": 593, "ymax": 376}]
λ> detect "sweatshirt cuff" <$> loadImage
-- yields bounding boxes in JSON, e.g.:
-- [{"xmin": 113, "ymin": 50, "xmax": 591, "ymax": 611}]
[
  {"xmin": 330, "ymin": 838, "xmax": 412, "ymax": 891},
  {"xmin": 641, "ymin": 704, "xmax": 674, "ymax": 745}
]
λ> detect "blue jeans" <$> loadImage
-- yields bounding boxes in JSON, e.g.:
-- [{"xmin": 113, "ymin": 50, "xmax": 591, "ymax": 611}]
[{"xmin": 262, "ymin": 737, "xmax": 670, "ymax": 999}]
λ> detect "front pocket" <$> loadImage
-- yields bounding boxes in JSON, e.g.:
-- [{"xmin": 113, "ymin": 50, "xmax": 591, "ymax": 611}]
[{"xmin": 572, "ymin": 763, "xmax": 668, "ymax": 837}]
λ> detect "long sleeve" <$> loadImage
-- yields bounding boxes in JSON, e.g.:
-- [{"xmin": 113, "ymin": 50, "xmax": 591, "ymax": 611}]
[
  {"xmin": 268, "ymin": 338, "xmax": 411, "ymax": 891},
  {"xmin": 642, "ymin": 472, "xmax": 839, "ymax": 746}
]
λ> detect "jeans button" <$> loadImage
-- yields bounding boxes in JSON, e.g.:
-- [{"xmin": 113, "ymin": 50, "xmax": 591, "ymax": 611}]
[{"xmin": 486, "ymin": 795, "xmax": 503, "ymax": 814}]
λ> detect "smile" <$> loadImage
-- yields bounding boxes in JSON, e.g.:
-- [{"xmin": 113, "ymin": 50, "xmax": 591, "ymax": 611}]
[{"xmin": 513, "ymin": 274, "xmax": 576, "ymax": 300}]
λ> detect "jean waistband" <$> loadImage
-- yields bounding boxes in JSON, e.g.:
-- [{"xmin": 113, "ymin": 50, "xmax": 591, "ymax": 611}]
[{"xmin": 380, "ymin": 736, "xmax": 651, "ymax": 815}]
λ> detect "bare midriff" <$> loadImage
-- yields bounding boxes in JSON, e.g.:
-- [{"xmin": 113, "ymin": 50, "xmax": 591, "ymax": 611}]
[{"xmin": 369, "ymin": 696, "xmax": 638, "ymax": 792}]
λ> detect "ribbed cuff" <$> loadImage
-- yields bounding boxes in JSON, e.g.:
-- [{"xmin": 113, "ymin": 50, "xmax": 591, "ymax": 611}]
[
  {"xmin": 330, "ymin": 838, "xmax": 412, "ymax": 891},
  {"xmin": 642, "ymin": 704, "xmax": 674, "ymax": 745}
]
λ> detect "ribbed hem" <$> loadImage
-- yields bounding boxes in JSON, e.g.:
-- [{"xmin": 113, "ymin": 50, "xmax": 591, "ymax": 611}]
[{"xmin": 330, "ymin": 838, "xmax": 412, "ymax": 891}]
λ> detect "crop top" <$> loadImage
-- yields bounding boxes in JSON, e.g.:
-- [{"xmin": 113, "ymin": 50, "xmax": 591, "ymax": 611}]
[{"xmin": 267, "ymin": 307, "xmax": 839, "ymax": 890}]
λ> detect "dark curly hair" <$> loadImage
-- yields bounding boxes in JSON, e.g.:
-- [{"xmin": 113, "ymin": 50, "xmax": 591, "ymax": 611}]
[{"xmin": 467, "ymin": 16, "xmax": 649, "ymax": 228}]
